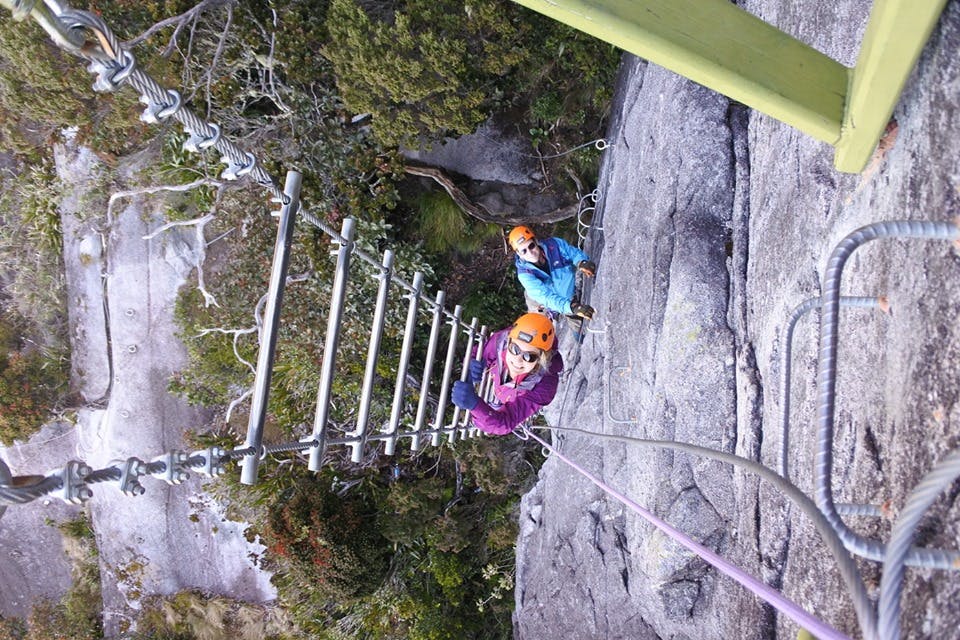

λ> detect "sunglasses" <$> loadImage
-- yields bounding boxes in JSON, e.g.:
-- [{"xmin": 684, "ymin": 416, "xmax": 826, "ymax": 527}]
[
  {"xmin": 508, "ymin": 341, "xmax": 540, "ymax": 363},
  {"xmin": 517, "ymin": 239, "xmax": 538, "ymax": 255}
]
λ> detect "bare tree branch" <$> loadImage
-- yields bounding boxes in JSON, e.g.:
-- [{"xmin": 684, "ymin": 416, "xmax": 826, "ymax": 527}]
[
  {"xmin": 403, "ymin": 164, "xmax": 579, "ymax": 225},
  {"xmin": 124, "ymin": 0, "xmax": 236, "ymax": 53}
]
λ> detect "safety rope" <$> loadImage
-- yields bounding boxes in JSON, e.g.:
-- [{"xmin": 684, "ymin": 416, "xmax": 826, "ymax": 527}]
[{"xmin": 519, "ymin": 425, "xmax": 863, "ymax": 640}]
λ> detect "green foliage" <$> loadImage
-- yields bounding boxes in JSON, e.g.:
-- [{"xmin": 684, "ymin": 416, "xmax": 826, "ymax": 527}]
[
  {"xmin": 0, "ymin": 159, "xmax": 70, "ymax": 340},
  {"xmin": 0, "ymin": 340, "xmax": 68, "ymax": 445},
  {"xmin": 324, "ymin": 0, "xmax": 530, "ymax": 147},
  {"xmin": 0, "ymin": 15, "xmax": 147, "ymax": 159},
  {"xmin": 378, "ymin": 476, "xmax": 446, "ymax": 542},
  {"xmin": 459, "ymin": 270, "xmax": 526, "ymax": 333},
  {"xmin": 263, "ymin": 474, "xmax": 390, "ymax": 629},
  {"xmin": 132, "ymin": 591, "xmax": 295, "ymax": 640},
  {"xmin": 414, "ymin": 191, "xmax": 499, "ymax": 254}
]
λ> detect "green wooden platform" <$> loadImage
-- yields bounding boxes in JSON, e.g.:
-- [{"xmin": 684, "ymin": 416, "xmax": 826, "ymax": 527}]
[{"xmin": 511, "ymin": 0, "xmax": 948, "ymax": 173}]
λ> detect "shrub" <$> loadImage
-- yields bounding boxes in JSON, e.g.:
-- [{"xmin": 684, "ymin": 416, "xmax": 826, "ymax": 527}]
[
  {"xmin": 414, "ymin": 191, "xmax": 499, "ymax": 254},
  {"xmin": 265, "ymin": 475, "xmax": 390, "ymax": 608},
  {"xmin": 324, "ymin": 0, "xmax": 531, "ymax": 147},
  {"xmin": 0, "ymin": 346, "xmax": 68, "ymax": 445}
]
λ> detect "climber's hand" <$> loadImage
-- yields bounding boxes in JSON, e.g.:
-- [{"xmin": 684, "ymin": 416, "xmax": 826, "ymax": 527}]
[
  {"xmin": 452, "ymin": 381, "xmax": 480, "ymax": 410},
  {"xmin": 578, "ymin": 260, "xmax": 597, "ymax": 278},
  {"xmin": 468, "ymin": 360, "xmax": 485, "ymax": 384}
]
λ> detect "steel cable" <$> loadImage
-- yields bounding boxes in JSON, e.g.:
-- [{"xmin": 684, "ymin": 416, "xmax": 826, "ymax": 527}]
[
  {"xmin": 522, "ymin": 425, "xmax": 873, "ymax": 640},
  {"xmin": 878, "ymin": 449, "xmax": 960, "ymax": 640}
]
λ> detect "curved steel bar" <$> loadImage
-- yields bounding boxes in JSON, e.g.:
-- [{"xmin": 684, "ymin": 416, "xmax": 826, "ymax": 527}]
[
  {"xmin": 781, "ymin": 296, "xmax": 881, "ymax": 480},
  {"xmin": 879, "ymin": 449, "xmax": 960, "ymax": 640},
  {"xmin": 606, "ymin": 366, "xmax": 638, "ymax": 424},
  {"xmin": 525, "ymin": 425, "xmax": 873, "ymax": 640},
  {"xmin": 816, "ymin": 219, "xmax": 960, "ymax": 568}
]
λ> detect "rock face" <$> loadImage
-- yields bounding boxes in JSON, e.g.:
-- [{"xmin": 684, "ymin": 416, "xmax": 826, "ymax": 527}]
[
  {"xmin": 515, "ymin": 2, "xmax": 960, "ymax": 639},
  {"xmin": 0, "ymin": 145, "xmax": 275, "ymax": 632}
]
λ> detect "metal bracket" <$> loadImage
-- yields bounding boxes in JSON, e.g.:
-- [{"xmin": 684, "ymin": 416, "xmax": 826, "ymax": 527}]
[
  {"xmin": 51, "ymin": 461, "xmax": 93, "ymax": 504},
  {"xmin": 117, "ymin": 457, "xmax": 147, "ymax": 496},
  {"xmin": 87, "ymin": 50, "xmax": 135, "ymax": 92},
  {"xmin": 139, "ymin": 89, "xmax": 182, "ymax": 124},
  {"xmin": 151, "ymin": 451, "xmax": 190, "ymax": 485}
]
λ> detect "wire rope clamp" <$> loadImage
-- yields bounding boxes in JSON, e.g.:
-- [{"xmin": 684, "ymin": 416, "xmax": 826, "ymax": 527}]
[
  {"xmin": 220, "ymin": 152, "xmax": 256, "ymax": 181},
  {"xmin": 193, "ymin": 446, "xmax": 226, "ymax": 477},
  {"xmin": 140, "ymin": 89, "xmax": 182, "ymax": 124},
  {"xmin": 51, "ymin": 461, "xmax": 93, "ymax": 504},
  {"xmin": 117, "ymin": 457, "xmax": 147, "ymax": 496},
  {"xmin": 152, "ymin": 451, "xmax": 190, "ymax": 485},
  {"xmin": 87, "ymin": 50, "xmax": 135, "ymax": 93},
  {"xmin": 183, "ymin": 123, "xmax": 221, "ymax": 153}
]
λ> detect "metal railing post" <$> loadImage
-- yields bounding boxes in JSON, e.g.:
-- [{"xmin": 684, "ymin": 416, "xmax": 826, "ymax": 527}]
[
  {"xmin": 385, "ymin": 272, "xmax": 424, "ymax": 455},
  {"xmin": 433, "ymin": 305, "xmax": 463, "ymax": 446},
  {"xmin": 306, "ymin": 217, "xmax": 356, "ymax": 471},
  {"xmin": 450, "ymin": 317, "xmax": 478, "ymax": 441},
  {"xmin": 411, "ymin": 291, "xmax": 445, "ymax": 451},
  {"xmin": 240, "ymin": 170, "xmax": 301, "ymax": 485},
  {"xmin": 350, "ymin": 250, "xmax": 395, "ymax": 463},
  {"xmin": 460, "ymin": 326, "xmax": 487, "ymax": 438}
]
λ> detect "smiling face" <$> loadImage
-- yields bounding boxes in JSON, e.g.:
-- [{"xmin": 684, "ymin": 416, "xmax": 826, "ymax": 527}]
[
  {"xmin": 515, "ymin": 237, "xmax": 541, "ymax": 264},
  {"xmin": 505, "ymin": 340, "xmax": 541, "ymax": 377}
]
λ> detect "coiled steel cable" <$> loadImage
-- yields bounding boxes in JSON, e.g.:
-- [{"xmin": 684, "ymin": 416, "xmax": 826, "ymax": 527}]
[
  {"xmin": 878, "ymin": 448, "xmax": 960, "ymax": 640},
  {"xmin": 816, "ymin": 219, "xmax": 960, "ymax": 568},
  {"xmin": 523, "ymin": 424, "xmax": 874, "ymax": 640},
  {"xmin": 8, "ymin": 4, "xmax": 289, "ymax": 204}
]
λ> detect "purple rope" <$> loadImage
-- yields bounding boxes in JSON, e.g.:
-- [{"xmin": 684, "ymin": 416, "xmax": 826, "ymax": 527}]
[{"xmin": 522, "ymin": 427, "xmax": 851, "ymax": 640}]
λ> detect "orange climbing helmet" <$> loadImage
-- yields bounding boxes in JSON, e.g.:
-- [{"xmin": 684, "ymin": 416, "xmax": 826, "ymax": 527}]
[
  {"xmin": 509, "ymin": 313, "xmax": 555, "ymax": 351},
  {"xmin": 508, "ymin": 225, "xmax": 536, "ymax": 251}
]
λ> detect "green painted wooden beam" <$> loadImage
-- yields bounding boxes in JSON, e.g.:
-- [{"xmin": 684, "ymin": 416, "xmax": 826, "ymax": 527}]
[
  {"xmin": 512, "ymin": 0, "xmax": 948, "ymax": 174},
  {"xmin": 510, "ymin": 0, "xmax": 848, "ymax": 143},
  {"xmin": 834, "ymin": 0, "xmax": 949, "ymax": 172}
]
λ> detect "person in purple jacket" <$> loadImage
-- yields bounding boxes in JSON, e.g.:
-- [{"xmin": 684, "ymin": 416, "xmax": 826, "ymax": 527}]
[{"xmin": 451, "ymin": 313, "xmax": 564, "ymax": 435}]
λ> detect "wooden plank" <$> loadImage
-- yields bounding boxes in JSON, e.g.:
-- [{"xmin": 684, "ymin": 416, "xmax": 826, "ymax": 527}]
[
  {"xmin": 510, "ymin": 0, "xmax": 848, "ymax": 143},
  {"xmin": 833, "ymin": 0, "xmax": 949, "ymax": 172}
]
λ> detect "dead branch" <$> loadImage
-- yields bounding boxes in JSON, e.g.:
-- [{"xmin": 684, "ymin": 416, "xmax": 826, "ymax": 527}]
[
  {"xmin": 125, "ymin": 0, "xmax": 236, "ymax": 56},
  {"xmin": 403, "ymin": 164, "xmax": 579, "ymax": 225}
]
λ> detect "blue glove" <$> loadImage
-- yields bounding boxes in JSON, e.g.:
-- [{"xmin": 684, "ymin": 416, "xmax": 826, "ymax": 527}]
[
  {"xmin": 452, "ymin": 381, "xmax": 480, "ymax": 410},
  {"xmin": 468, "ymin": 360, "xmax": 485, "ymax": 384}
]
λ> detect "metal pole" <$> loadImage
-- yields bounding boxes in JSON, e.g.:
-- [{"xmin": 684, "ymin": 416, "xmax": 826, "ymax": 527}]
[
  {"xmin": 411, "ymin": 291, "xmax": 445, "ymax": 451},
  {"xmin": 306, "ymin": 217, "xmax": 356, "ymax": 471},
  {"xmin": 450, "ymin": 317, "xmax": 478, "ymax": 441},
  {"xmin": 461, "ymin": 326, "xmax": 487, "ymax": 425},
  {"xmin": 433, "ymin": 305, "xmax": 462, "ymax": 446},
  {"xmin": 240, "ymin": 170, "xmax": 301, "ymax": 485},
  {"xmin": 385, "ymin": 272, "xmax": 424, "ymax": 455},
  {"xmin": 350, "ymin": 250, "xmax": 395, "ymax": 463}
]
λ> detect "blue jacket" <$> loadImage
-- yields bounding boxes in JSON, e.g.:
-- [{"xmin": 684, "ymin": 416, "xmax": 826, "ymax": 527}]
[{"xmin": 514, "ymin": 237, "xmax": 589, "ymax": 315}]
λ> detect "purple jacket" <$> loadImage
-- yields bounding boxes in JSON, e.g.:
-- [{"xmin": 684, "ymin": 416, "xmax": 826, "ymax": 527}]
[{"xmin": 469, "ymin": 328, "xmax": 564, "ymax": 435}]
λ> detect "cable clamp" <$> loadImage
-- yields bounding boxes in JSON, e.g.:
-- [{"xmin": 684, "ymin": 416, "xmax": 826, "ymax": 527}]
[
  {"xmin": 220, "ymin": 152, "xmax": 256, "ymax": 181},
  {"xmin": 183, "ymin": 122, "xmax": 221, "ymax": 153},
  {"xmin": 151, "ymin": 451, "xmax": 190, "ymax": 485},
  {"xmin": 140, "ymin": 89, "xmax": 182, "ymax": 124},
  {"xmin": 117, "ymin": 457, "xmax": 147, "ymax": 496},
  {"xmin": 193, "ymin": 447, "xmax": 226, "ymax": 477},
  {"xmin": 51, "ymin": 461, "xmax": 93, "ymax": 504},
  {"xmin": 87, "ymin": 50, "xmax": 136, "ymax": 93}
]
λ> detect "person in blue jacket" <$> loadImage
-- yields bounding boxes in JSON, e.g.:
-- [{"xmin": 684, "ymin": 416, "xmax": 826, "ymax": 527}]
[{"xmin": 509, "ymin": 225, "xmax": 596, "ymax": 339}]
